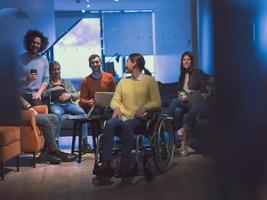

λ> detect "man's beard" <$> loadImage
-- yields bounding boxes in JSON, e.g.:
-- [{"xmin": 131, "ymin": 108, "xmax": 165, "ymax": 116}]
[{"xmin": 29, "ymin": 47, "xmax": 40, "ymax": 54}]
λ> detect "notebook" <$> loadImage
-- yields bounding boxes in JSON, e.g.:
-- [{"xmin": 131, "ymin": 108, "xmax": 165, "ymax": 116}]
[
  {"xmin": 95, "ymin": 92, "xmax": 114, "ymax": 108},
  {"xmin": 67, "ymin": 106, "xmax": 95, "ymax": 120}
]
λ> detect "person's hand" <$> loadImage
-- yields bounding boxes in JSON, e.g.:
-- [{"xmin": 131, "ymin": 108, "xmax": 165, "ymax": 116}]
[
  {"xmin": 112, "ymin": 107, "xmax": 122, "ymax": 119},
  {"xmin": 179, "ymin": 96, "xmax": 188, "ymax": 102},
  {"xmin": 29, "ymin": 107, "xmax": 38, "ymax": 115},
  {"xmin": 51, "ymin": 85, "xmax": 64, "ymax": 91},
  {"xmin": 134, "ymin": 107, "xmax": 147, "ymax": 119},
  {"xmin": 32, "ymin": 92, "xmax": 41, "ymax": 100},
  {"xmin": 178, "ymin": 93, "xmax": 188, "ymax": 102},
  {"xmin": 25, "ymin": 73, "xmax": 37, "ymax": 82},
  {"xmin": 201, "ymin": 92, "xmax": 208, "ymax": 100},
  {"xmin": 59, "ymin": 93, "xmax": 71, "ymax": 101},
  {"xmin": 187, "ymin": 89, "xmax": 193, "ymax": 94},
  {"xmin": 88, "ymin": 98, "xmax": 96, "ymax": 107}
]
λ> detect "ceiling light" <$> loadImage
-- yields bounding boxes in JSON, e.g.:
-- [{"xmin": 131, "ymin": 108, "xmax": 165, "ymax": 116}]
[
  {"xmin": 114, "ymin": 0, "xmax": 119, "ymax": 2},
  {"xmin": 86, "ymin": 4, "xmax": 91, "ymax": 8},
  {"xmin": 81, "ymin": 9, "xmax": 86, "ymax": 13}
]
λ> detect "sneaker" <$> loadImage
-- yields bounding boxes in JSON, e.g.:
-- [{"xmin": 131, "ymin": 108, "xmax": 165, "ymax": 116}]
[
  {"xmin": 51, "ymin": 150, "xmax": 78, "ymax": 162},
  {"xmin": 39, "ymin": 151, "xmax": 62, "ymax": 164},
  {"xmin": 180, "ymin": 142, "xmax": 189, "ymax": 157},
  {"xmin": 177, "ymin": 128, "xmax": 184, "ymax": 137},
  {"xmin": 93, "ymin": 161, "xmax": 114, "ymax": 177},
  {"xmin": 116, "ymin": 161, "xmax": 137, "ymax": 178},
  {"xmin": 166, "ymin": 116, "xmax": 174, "ymax": 120}
]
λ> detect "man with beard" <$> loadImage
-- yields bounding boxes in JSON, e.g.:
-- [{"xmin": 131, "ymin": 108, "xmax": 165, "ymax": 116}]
[{"xmin": 18, "ymin": 29, "xmax": 50, "ymax": 106}]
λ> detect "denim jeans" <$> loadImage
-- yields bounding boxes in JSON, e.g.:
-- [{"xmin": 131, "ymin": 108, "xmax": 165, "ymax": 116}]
[
  {"xmin": 167, "ymin": 98, "xmax": 192, "ymax": 131},
  {"xmin": 49, "ymin": 102, "xmax": 88, "ymax": 140},
  {"xmin": 102, "ymin": 118, "xmax": 144, "ymax": 162},
  {"xmin": 35, "ymin": 114, "xmax": 58, "ymax": 152}
]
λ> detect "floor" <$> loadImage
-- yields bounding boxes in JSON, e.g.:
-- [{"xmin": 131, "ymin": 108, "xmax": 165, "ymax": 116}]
[{"xmin": 0, "ymin": 138, "xmax": 219, "ymax": 200}]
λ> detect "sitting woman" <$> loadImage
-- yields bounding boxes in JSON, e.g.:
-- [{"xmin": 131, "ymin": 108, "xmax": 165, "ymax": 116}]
[
  {"xmin": 181, "ymin": 76, "xmax": 216, "ymax": 156},
  {"xmin": 167, "ymin": 51, "xmax": 209, "ymax": 156},
  {"xmin": 93, "ymin": 53, "xmax": 161, "ymax": 177},
  {"xmin": 43, "ymin": 61, "xmax": 90, "ymax": 152}
]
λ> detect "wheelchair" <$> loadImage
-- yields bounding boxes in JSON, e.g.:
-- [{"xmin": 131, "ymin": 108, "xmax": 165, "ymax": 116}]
[{"xmin": 93, "ymin": 112, "xmax": 175, "ymax": 179}]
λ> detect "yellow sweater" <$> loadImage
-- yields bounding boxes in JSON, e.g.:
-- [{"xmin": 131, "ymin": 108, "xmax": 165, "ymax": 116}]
[{"xmin": 110, "ymin": 75, "xmax": 161, "ymax": 119}]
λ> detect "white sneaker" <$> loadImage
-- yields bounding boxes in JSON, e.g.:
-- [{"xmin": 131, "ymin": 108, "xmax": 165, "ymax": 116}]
[
  {"xmin": 177, "ymin": 128, "xmax": 184, "ymax": 137},
  {"xmin": 180, "ymin": 142, "xmax": 189, "ymax": 157}
]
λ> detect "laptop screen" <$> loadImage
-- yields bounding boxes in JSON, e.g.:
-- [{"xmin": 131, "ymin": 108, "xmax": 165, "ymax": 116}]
[{"xmin": 95, "ymin": 92, "xmax": 114, "ymax": 108}]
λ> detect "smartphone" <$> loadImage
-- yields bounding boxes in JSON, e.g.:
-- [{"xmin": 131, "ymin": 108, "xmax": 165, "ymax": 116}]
[{"xmin": 30, "ymin": 69, "xmax": 37, "ymax": 74}]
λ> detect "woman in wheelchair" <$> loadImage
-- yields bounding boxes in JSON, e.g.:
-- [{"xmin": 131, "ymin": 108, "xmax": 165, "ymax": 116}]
[{"xmin": 93, "ymin": 53, "xmax": 161, "ymax": 177}]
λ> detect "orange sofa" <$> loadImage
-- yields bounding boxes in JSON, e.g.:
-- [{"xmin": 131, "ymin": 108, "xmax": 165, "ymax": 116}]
[
  {"xmin": 0, "ymin": 126, "xmax": 21, "ymax": 180},
  {"xmin": 20, "ymin": 105, "xmax": 47, "ymax": 167}
]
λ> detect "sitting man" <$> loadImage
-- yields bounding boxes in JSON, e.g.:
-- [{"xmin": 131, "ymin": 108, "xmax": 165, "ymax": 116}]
[
  {"xmin": 93, "ymin": 53, "xmax": 161, "ymax": 177},
  {"xmin": 20, "ymin": 97, "xmax": 78, "ymax": 164},
  {"xmin": 79, "ymin": 54, "xmax": 116, "ymax": 114}
]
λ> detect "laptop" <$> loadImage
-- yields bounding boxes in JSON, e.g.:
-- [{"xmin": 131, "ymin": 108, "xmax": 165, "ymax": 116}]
[
  {"xmin": 95, "ymin": 92, "xmax": 114, "ymax": 108},
  {"xmin": 67, "ymin": 106, "xmax": 95, "ymax": 120}
]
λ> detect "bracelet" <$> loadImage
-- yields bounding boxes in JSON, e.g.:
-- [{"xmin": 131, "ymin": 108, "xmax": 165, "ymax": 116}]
[{"xmin": 27, "ymin": 105, "xmax": 33, "ymax": 110}]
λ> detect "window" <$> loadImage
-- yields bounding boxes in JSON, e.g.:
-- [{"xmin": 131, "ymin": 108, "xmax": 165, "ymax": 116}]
[{"xmin": 53, "ymin": 18, "xmax": 101, "ymax": 78}]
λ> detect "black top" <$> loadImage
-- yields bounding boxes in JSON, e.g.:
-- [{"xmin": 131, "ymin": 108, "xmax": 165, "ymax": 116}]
[
  {"xmin": 177, "ymin": 68, "xmax": 209, "ymax": 93},
  {"xmin": 51, "ymin": 84, "xmax": 71, "ymax": 104}
]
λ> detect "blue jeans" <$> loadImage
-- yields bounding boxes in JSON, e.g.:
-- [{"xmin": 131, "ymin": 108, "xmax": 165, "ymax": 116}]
[
  {"xmin": 49, "ymin": 102, "xmax": 88, "ymax": 140},
  {"xmin": 168, "ymin": 98, "xmax": 192, "ymax": 131},
  {"xmin": 102, "ymin": 118, "xmax": 144, "ymax": 162}
]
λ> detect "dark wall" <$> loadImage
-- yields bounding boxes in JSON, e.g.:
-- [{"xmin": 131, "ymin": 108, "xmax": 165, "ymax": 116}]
[{"xmin": 210, "ymin": 1, "xmax": 267, "ymax": 199}]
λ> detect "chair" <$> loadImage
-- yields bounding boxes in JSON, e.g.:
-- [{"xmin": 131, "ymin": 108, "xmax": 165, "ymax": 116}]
[
  {"xmin": 0, "ymin": 126, "xmax": 21, "ymax": 180},
  {"xmin": 20, "ymin": 105, "xmax": 47, "ymax": 167},
  {"xmin": 94, "ymin": 112, "xmax": 175, "ymax": 178}
]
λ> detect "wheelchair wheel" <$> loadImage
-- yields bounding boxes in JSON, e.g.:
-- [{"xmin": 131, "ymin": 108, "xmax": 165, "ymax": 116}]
[
  {"xmin": 153, "ymin": 116, "xmax": 174, "ymax": 173},
  {"xmin": 94, "ymin": 134, "xmax": 104, "ymax": 168}
]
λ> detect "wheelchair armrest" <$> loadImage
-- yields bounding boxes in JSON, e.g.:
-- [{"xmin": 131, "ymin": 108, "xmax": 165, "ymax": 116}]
[
  {"xmin": 142, "ymin": 110, "xmax": 161, "ymax": 121},
  {"xmin": 142, "ymin": 110, "xmax": 161, "ymax": 132},
  {"xmin": 103, "ymin": 107, "xmax": 113, "ymax": 119}
]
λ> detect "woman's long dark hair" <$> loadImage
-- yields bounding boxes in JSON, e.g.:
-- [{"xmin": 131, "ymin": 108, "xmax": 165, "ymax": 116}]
[{"xmin": 179, "ymin": 51, "xmax": 195, "ymax": 81}]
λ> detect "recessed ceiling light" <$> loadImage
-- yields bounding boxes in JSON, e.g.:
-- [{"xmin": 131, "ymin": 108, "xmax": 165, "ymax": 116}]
[
  {"xmin": 86, "ymin": 4, "xmax": 90, "ymax": 8},
  {"xmin": 114, "ymin": 0, "xmax": 119, "ymax": 2},
  {"xmin": 81, "ymin": 9, "xmax": 86, "ymax": 13}
]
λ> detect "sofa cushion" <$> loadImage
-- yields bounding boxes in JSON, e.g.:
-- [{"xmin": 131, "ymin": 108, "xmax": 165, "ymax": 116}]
[
  {"xmin": 0, "ymin": 140, "xmax": 21, "ymax": 162},
  {"xmin": 0, "ymin": 127, "xmax": 20, "ymax": 146},
  {"xmin": 158, "ymin": 82, "xmax": 179, "ymax": 107}
]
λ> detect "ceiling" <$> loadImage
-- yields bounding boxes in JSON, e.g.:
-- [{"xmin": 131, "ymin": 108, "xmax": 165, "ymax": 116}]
[{"xmin": 54, "ymin": 0, "xmax": 167, "ymax": 11}]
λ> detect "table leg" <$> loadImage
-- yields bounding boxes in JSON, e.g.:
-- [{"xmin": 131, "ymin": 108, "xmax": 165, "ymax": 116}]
[
  {"xmin": 91, "ymin": 121, "xmax": 97, "ymax": 155},
  {"xmin": 71, "ymin": 121, "xmax": 77, "ymax": 154},
  {"xmin": 78, "ymin": 122, "xmax": 83, "ymax": 163}
]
